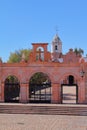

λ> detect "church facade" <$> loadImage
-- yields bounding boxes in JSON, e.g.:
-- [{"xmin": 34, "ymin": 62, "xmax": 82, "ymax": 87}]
[{"xmin": 0, "ymin": 34, "xmax": 87, "ymax": 104}]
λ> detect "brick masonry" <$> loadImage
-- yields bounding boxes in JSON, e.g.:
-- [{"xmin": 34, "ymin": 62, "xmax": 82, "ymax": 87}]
[{"xmin": 0, "ymin": 37, "xmax": 87, "ymax": 104}]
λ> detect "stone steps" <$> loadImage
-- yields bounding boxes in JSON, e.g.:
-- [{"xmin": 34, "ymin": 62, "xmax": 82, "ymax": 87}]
[{"xmin": 0, "ymin": 104, "xmax": 87, "ymax": 116}]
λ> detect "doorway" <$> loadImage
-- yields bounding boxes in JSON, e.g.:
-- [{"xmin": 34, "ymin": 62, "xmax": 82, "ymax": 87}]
[
  {"xmin": 61, "ymin": 84, "xmax": 78, "ymax": 104},
  {"xmin": 4, "ymin": 75, "xmax": 20, "ymax": 102},
  {"xmin": 61, "ymin": 75, "xmax": 78, "ymax": 104},
  {"xmin": 29, "ymin": 72, "xmax": 51, "ymax": 103}
]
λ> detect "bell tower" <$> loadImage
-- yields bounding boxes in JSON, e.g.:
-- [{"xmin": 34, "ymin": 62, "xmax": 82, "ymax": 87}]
[
  {"xmin": 51, "ymin": 34, "xmax": 62, "ymax": 61},
  {"xmin": 51, "ymin": 34, "xmax": 62, "ymax": 53}
]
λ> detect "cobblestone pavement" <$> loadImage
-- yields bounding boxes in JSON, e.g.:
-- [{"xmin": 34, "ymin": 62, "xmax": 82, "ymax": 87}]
[{"xmin": 0, "ymin": 114, "xmax": 87, "ymax": 130}]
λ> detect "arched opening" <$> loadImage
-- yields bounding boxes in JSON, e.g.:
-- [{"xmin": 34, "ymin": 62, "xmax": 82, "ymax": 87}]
[
  {"xmin": 36, "ymin": 47, "xmax": 44, "ymax": 61},
  {"xmin": 68, "ymin": 75, "xmax": 74, "ymax": 85},
  {"xmin": 4, "ymin": 75, "xmax": 20, "ymax": 102},
  {"xmin": 61, "ymin": 75, "xmax": 78, "ymax": 104},
  {"xmin": 55, "ymin": 45, "xmax": 58, "ymax": 50},
  {"xmin": 29, "ymin": 72, "xmax": 51, "ymax": 103}
]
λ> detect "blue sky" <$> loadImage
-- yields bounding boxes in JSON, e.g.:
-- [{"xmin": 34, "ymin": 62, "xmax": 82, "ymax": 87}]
[{"xmin": 0, "ymin": 0, "xmax": 87, "ymax": 62}]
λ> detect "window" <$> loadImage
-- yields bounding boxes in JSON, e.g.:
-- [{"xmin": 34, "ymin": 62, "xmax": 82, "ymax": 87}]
[
  {"xmin": 55, "ymin": 45, "xmax": 58, "ymax": 50},
  {"xmin": 68, "ymin": 75, "xmax": 74, "ymax": 85}
]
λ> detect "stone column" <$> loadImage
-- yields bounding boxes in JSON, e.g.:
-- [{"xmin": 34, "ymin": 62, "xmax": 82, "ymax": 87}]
[
  {"xmin": 51, "ymin": 83, "xmax": 61, "ymax": 104},
  {"xmin": 78, "ymin": 79, "xmax": 85, "ymax": 104},
  {"xmin": 19, "ymin": 83, "xmax": 29, "ymax": 103},
  {"xmin": 1, "ymin": 82, "xmax": 4, "ymax": 102}
]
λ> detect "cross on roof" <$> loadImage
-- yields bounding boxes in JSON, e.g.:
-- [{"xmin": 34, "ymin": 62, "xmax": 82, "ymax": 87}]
[{"xmin": 55, "ymin": 26, "xmax": 58, "ymax": 35}]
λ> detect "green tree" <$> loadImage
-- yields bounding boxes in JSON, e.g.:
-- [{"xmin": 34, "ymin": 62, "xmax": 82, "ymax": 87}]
[
  {"xmin": 74, "ymin": 48, "xmax": 84, "ymax": 56},
  {"xmin": 7, "ymin": 49, "xmax": 31, "ymax": 63},
  {"xmin": 29, "ymin": 72, "xmax": 50, "ymax": 84}
]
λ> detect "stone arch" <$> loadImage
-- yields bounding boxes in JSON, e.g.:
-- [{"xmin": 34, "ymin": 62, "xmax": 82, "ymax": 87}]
[
  {"xmin": 59, "ymin": 72, "xmax": 80, "ymax": 85},
  {"xmin": 29, "ymin": 71, "xmax": 51, "ymax": 103},
  {"xmin": 28, "ymin": 70, "xmax": 53, "ymax": 83},
  {"xmin": 36, "ymin": 46, "xmax": 44, "ymax": 51},
  {"xmin": 4, "ymin": 75, "xmax": 20, "ymax": 102},
  {"xmin": 2, "ymin": 72, "xmax": 21, "ymax": 83}
]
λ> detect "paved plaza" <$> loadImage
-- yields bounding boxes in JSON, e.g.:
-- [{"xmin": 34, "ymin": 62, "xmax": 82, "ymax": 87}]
[{"xmin": 0, "ymin": 113, "xmax": 87, "ymax": 130}]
